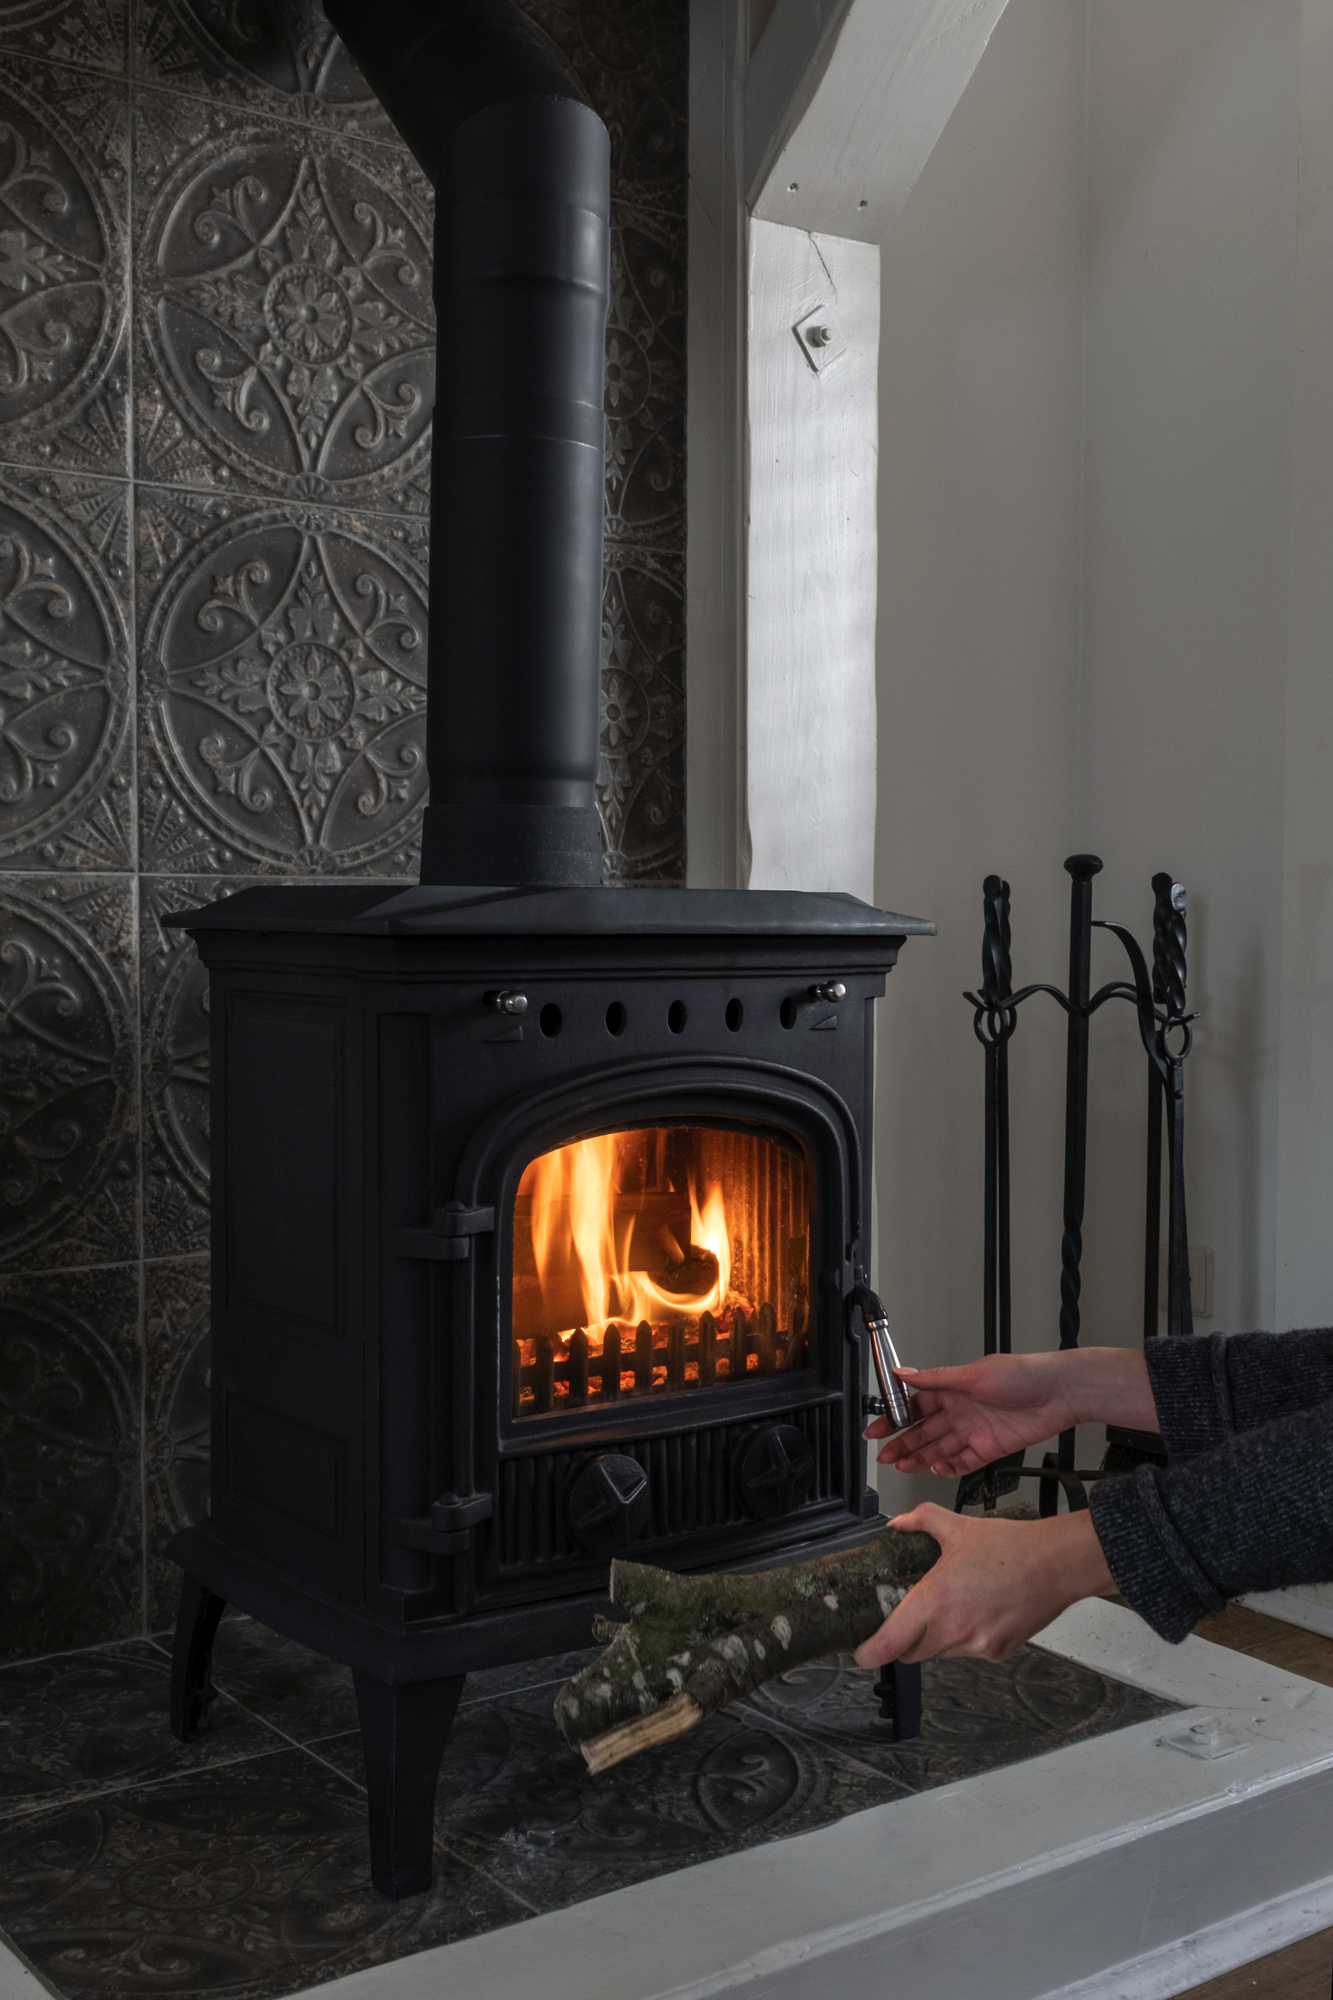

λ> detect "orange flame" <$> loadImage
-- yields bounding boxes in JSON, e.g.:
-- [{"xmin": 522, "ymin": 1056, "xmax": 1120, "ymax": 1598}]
[{"xmin": 519, "ymin": 1134, "xmax": 731, "ymax": 1350}]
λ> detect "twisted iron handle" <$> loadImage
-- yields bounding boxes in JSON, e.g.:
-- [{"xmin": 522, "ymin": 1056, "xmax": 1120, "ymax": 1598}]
[{"xmin": 1151, "ymin": 873, "xmax": 1187, "ymax": 1019}]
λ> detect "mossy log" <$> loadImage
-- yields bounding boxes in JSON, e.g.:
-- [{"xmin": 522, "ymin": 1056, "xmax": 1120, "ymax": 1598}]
[{"xmin": 554, "ymin": 1527, "xmax": 940, "ymax": 1774}]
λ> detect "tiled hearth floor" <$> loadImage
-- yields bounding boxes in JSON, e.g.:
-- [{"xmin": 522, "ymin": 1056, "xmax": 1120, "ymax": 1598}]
[{"xmin": 0, "ymin": 1615, "xmax": 1178, "ymax": 2000}]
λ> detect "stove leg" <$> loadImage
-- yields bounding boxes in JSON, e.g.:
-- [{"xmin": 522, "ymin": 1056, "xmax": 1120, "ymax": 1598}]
[
  {"xmin": 353, "ymin": 1671, "xmax": 466, "ymax": 1900},
  {"xmin": 874, "ymin": 1659, "xmax": 923, "ymax": 1741},
  {"xmin": 170, "ymin": 1572, "xmax": 227, "ymax": 1742}
]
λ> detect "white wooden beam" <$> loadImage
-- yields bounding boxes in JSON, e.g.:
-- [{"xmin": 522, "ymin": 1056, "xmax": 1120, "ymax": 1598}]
[
  {"xmin": 748, "ymin": 0, "xmax": 1013, "ymax": 242},
  {"xmin": 746, "ymin": 221, "xmax": 879, "ymax": 899}
]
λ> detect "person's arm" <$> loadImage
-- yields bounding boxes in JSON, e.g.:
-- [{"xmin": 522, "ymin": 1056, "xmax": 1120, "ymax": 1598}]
[
  {"xmin": 858, "ymin": 1392, "xmax": 1333, "ymax": 1664},
  {"xmin": 1148, "ymin": 1327, "xmax": 1333, "ymax": 1453},
  {"xmin": 1090, "ymin": 1392, "xmax": 1333, "ymax": 1640},
  {"xmin": 868, "ymin": 1345, "xmax": 1157, "ymax": 1476}
]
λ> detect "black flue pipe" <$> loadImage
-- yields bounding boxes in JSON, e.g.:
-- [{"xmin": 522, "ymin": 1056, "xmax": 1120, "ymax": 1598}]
[{"xmin": 323, "ymin": 0, "xmax": 610, "ymax": 886}]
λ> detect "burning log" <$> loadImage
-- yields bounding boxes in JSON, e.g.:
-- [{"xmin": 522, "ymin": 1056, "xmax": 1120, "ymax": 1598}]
[{"xmin": 553, "ymin": 1526, "xmax": 939, "ymax": 1774}]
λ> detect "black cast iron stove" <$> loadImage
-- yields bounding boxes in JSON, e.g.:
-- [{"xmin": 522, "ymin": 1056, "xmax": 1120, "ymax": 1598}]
[{"xmin": 163, "ymin": 0, "xmax": 933, "ymax": 1900}]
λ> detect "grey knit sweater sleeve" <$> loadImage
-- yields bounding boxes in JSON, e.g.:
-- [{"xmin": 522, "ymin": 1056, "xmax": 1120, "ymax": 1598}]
[{"xmin": 1088, "ymin": 1328, "xmax": 1333, "ymax": 1644}]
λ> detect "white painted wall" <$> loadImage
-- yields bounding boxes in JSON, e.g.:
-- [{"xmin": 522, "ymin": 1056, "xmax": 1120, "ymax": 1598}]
[
  {"xmin": 872, "ymin": 0, "xmax": 1088, "ymax": 1459},
  {"xmin": 1276, "ymin": 0, "xmax": 1333, "ymax": 1331},
  {"xmin": 1077, "ymin": 0, "xmax": 1297, "ymax": 1349},
  {"xmin": 873, "ymin": 0, "xmax": 1327, "ymax": 1474}
]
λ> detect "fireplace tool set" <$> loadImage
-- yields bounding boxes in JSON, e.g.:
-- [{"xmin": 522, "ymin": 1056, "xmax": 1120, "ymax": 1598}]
[
  {"xmin": 163, "ymin": 0, "xmax": 933, "ymax": 1898},
  {"xmin": 956, "ymin": 858, "xmax": 1196, "ymax": 1517}
]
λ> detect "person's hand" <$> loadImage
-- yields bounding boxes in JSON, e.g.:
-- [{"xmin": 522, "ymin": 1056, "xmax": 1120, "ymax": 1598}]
[
  {"xmin": 866, "ymin": 1346, "xmax": 1156, "ymax": 1476},
  {"xmin": 853, "ymin": 1503, "xmax": 1117, "ymax": 1668}
]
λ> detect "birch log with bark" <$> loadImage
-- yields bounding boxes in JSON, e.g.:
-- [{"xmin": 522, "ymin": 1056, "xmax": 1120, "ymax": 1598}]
[{"xmin": 554, "ymin": 1526, "xmax": 939, "ymax": 1774}]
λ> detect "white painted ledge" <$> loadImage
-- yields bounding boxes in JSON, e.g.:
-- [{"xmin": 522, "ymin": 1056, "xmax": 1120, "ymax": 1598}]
[
  {"xmin": 0, "ymin": 1948, "xmax": 47, "ymax": 2000},
  {"xmin": 273, "ymin": 1601, "xmax": 1333, "ymax": 2000},
  {"xmin": 1241, "ymin": 1584, "xmax": 1333, "ymax": 1640}
]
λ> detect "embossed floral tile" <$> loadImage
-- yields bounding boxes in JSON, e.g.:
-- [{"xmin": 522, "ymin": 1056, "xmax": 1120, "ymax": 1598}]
[
  {"xmin": 0, "ymin": 58, "xmax": 130, "ymax": 481},
  {"xmin": 599, "ymin": 552, "xmax": 684, "ymax": 884},
  {"xmin": 389, "ymin": 1677, "xmax": 913, "ymax": 1915},
  {"xmin": 142, "ymin": 1254, "xmax": 210, "ymax": 1627},
  {"xmin": 0, "ymin": 1262, "xmax": 143, "ymax": 1663},
  {"xmin": 0, "ymin": 875, "xmax": 138, "ymax": 1276},
  {"xmin": 604, "ymin": 206, "xmax": 686, "ymax": 556},
  {"xmin": 520, "ymin": 0, "xmax": 688, "ymax": 204},
  {"xmin": 0, "ymin": 0, "xmax": 128, "ymax": 72},
  {"xmin": 133, "ymin": 0, "xmax": 396, "ymax": 142},
  {"xmin": 0, "ymin": 468, "xmax": 133, "ymax": 872},
  {"xmin": 136, "ymin": 488, "xmax": 426, "ymax": 876},
  {"xmin": 132, "ymin": 89, "xmax": 433, "ymax": 513},
  {"xmin": 0, "ymin": 1639, "xmax": 281, "ymax": 1818},
  {"xmin": 138, "ymin": 877, "xmax": 271, "ymax": 1258},
  {"xmin": 0, "ymin": 1746, "xmax": 526, "ymax": 1999}
]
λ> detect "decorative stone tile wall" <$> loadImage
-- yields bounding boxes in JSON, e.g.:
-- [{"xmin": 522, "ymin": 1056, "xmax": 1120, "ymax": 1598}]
[{"xmin": 0, "ymin": 0, "xmax": 687, "ymax": 1666}]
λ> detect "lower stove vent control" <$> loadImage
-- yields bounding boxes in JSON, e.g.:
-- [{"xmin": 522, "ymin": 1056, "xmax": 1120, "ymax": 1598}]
[
  {"xmin": 736, "ymin": 1423, "xmax": 816, "ymax": 1520},
  {"xmin": 566, "ymin": 1453, "xmax": 651, "ymax": 1556}
]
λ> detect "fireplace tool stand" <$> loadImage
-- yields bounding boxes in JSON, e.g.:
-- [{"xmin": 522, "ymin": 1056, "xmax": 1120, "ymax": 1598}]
[{"xmin": 957, "ymin": 856, "xmax": 1196, "ymax": 1517}]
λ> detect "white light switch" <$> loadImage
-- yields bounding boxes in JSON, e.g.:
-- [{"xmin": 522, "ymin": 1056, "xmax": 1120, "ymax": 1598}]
[{"xmin": 1158, "ymin": 1244, "xmax": 1213, "ymax": 1318}]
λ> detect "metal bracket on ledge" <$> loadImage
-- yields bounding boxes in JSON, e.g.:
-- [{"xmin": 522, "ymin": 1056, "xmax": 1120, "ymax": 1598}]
[
  {"xmin": 396, "ymin": 1491, "xmax": 493, "ymax": 1556},
  {"xmin": 1158, "ymin": 1715, "xmax": 1249, "ymax": 1762},
  {"xmin": 392, "ymin": 1201, "xmax": 495, "ymax": 1262}
]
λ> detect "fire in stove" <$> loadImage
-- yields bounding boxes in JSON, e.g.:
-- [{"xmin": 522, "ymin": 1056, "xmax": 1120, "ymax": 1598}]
[{"xmin": 512, "ymin": 1124, "xmax": 811, "ymax": 1416}]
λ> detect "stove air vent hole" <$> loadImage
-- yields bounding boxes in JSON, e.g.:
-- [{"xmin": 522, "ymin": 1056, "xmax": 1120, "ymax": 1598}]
[
  {"xmin": 539, "ymin": 1003, "xmax": 563, "ymax": 1038},
  {"xmin": 605, "ymin": 1001, "xmax": 627, "ymax": 1036},
  {"xmin": 780, "ymin": 996, "xmax": 799, "ymax": 1029},
  {"xmin": 726, "ymin": 998, "xmax": 744, "ymax": 1032},
  {"xmin": 667, "ymin": 999, "xmax": 688, "ymax": 1034}
]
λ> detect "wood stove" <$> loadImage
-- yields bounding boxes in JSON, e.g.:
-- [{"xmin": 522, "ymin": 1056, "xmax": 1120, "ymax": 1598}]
[
  {"xmin": 165, "ymin": 882, "xmax": 929, "ymax": 1892},
  {"xmin": 163, "ymin": 0, "xmax": 934, "ymax": 1900}
]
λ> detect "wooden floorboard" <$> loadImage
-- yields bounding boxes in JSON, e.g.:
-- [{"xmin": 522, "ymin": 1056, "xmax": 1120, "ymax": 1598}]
[
  {"xmin": 1177, "ymin": 1924, "xmax": 1333, "ymax": 2000},
  {"xmin": 1174, "ymin": 1604, "xmax": 1333, "ymax": 1999}
]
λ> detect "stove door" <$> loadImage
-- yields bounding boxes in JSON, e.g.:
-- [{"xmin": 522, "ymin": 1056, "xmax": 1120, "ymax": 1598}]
[{"xmin": 460, "ymin": 1069, "xmax": 870, "ymax": 1605}]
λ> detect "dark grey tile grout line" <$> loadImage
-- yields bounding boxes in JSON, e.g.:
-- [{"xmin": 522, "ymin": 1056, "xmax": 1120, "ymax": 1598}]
[
  {"xmin": 128, "ymin": 72, "xmax": 417, "ymax": 159},
  {"xmin": 0, "ymin": 1730, "xmax": 301, "ymax": 1828}
]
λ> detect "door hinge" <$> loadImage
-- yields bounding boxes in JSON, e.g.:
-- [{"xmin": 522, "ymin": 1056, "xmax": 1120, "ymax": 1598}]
[{"xmin": 395, "ymin": 1490, "xmax": 493, "ymax": 1555}]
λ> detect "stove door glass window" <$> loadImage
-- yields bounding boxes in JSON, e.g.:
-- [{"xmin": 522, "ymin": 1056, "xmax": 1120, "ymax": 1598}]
[{"xmin": 512, "ymin": 1124, "xmax": 810, "ymax": 1418}]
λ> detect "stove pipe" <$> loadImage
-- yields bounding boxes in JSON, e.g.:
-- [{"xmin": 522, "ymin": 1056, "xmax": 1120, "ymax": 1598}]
[{"xmin": 323, "ymin": 0, "xmax": 611, "ymax": 887}]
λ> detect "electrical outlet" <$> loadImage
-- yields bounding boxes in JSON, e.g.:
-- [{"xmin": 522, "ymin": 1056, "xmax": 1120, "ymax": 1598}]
[{"xmin": 1158, "ymin": 1244, "xmax": 1213, "ymax": 1319}]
